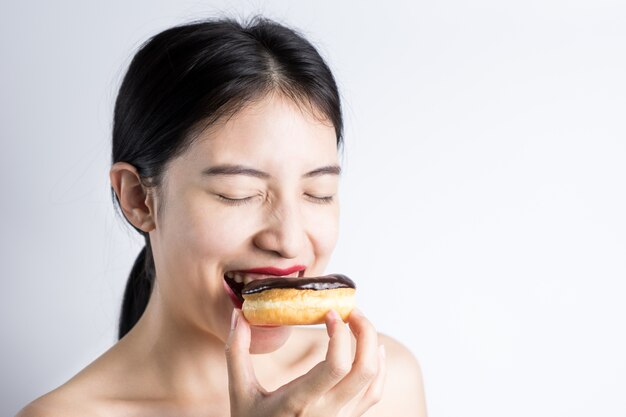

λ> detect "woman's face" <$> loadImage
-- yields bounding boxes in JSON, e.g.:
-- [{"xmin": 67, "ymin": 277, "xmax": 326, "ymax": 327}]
[{"xmin": 148, "ymin": 94, "xmax": 340, "ymax": 353}]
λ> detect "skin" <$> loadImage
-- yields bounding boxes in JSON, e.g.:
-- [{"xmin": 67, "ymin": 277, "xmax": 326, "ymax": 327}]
[{"xmin": 17, "ymin": 93, "xmax": 427, "ymax": 417}]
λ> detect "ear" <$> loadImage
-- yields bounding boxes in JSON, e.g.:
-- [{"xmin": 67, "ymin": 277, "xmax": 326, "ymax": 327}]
[{"xmin": 109, "ymin": 162, "xmax": 157, "ymax": 232}]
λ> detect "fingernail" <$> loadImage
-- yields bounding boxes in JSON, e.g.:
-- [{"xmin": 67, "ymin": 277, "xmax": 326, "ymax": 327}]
[
  {"xmin": 379, "ymin": 344, "xmax": 386, "ymax": 360},
  {"xmin": 351, "ymin": 307, "xmax": 363, "ymax": 317},
  {"xmin": 230, "ymin": 308, "xmax": 240, "ymax": 331}
]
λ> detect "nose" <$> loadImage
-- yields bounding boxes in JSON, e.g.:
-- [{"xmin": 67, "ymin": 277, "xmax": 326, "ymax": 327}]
[{"xmin": 253, "ymin": 198, "xmax": 305, "ymax": 259}]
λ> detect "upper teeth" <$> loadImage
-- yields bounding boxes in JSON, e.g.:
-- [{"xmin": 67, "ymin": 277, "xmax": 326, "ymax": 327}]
[{"xmin": 225, "ymin": 271, "xmax": 300, "ymax": 285}]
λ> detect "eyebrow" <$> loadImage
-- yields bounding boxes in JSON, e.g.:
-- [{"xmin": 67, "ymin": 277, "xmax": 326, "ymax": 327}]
[
  {"xmin": 201, "ymin": 164, "xmax": 342, "ymax": 179},
  {"xmin": 303, "ymin": 165, "xmax": 342, "ymax": 178}
]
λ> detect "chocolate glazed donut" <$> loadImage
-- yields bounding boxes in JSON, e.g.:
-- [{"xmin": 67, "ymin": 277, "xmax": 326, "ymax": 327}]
[{"xmin": 241, "ymin": 274, "xmax": 356, "ymax": 325}]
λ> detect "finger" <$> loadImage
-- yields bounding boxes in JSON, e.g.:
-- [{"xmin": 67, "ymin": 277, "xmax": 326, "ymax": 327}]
[
  {"xmin": 277, "ymin": 310, "xmax": 352, "ymax": 407},
  {"xmin": 328, "ymin": 308, "xmax": 380, "ymax": 404},
  {"xmin": 352, "ymin": 344, "xmax": 387, "ymax": 416},
  {"xmin": 225, "ymin": 309, "xmax": 260, "ymax": 398}
]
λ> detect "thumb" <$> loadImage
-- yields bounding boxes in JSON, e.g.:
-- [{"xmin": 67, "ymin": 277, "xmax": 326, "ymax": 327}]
[{"xmin": 225, "ymin": 309, "xmax": 258, "ymax": 398}]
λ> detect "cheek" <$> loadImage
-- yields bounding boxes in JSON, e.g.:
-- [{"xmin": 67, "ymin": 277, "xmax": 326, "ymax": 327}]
[
  {"xmin": 306, "ymin": 206, "xmax": 340, "ymax": 258},
  {"xmin": 158, "ymin": 187, "xmax": 248, "ymax": 263},
  {"xmin": 180, "ymin": 201, "xmax": 253, "ymax": 259}
]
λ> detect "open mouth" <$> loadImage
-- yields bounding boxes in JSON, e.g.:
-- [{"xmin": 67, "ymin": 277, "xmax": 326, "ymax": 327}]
[
  {"xmin": 223, "ymin": 276, "xmax": 245, "ymax": 308},
  {"xmin": 223, "ymin": 269, "xmax": 306, "ymax": 309}
]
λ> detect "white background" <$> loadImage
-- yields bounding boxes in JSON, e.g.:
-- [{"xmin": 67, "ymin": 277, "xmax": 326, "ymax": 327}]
[{"xmin": 1, "ymin": 1, "xmax": 625, "ymax": 416}]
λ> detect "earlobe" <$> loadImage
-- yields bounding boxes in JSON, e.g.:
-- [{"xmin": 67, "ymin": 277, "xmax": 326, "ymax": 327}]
[{"xmin": 109, "ymin": 162, "xmax": 156, "ymax": 232}]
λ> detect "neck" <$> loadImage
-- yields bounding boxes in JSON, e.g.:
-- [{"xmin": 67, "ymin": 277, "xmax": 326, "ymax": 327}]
[
  {"xmin": 114, "ymin": 292, "xmax": 295, "ymax": 406},
  {"xmin": 117, "ymin": 295, "xmax": 231, "ymax": 405}
]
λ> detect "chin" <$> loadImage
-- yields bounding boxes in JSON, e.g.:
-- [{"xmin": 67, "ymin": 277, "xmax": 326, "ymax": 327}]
[{"xmin": 248, "ymin": 325, "xmax": 293, "ymax": 354}]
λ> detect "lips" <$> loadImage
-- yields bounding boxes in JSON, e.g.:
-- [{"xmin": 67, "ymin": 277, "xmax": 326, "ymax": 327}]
[{"xmin": 223, "ymin": 265, "xmax": 306, "ymax": 308}]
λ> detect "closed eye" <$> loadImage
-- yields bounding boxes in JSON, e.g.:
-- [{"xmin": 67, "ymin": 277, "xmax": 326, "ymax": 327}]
[
  {"xmin": 305, "ymin": 194, "xmax": 335, "ymax": 204},
  {"xmin": 216, "ymin": 194, "xmax": 256, "ymax": 206}
]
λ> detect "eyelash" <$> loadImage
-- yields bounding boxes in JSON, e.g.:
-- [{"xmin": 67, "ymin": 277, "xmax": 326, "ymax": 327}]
[
  {"xmin": 216, "ymin": 195, "xmax": 255, "ymax": 206},
  {"xmin": 306, "ymin": 194, "xmax": 335, "ymax": 204},
  {"xmin": 216, "ymin": 194, "xmax": 334, "ymax": 206}
]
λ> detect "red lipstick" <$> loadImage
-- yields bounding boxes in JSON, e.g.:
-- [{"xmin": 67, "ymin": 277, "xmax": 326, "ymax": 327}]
[{"xmin": 236, "ymin": 265, "xmax": 306, "ymax": 276}]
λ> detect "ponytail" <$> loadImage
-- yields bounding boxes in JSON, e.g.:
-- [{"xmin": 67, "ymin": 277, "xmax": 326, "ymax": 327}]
[{"xmin": 118, "ymin": 242, "xmax": 155, "ymax": 340}]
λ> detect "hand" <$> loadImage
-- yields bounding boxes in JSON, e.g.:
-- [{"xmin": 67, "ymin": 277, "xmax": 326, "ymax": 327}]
[{"xmin": 225, "ymin": 308, "xmax": 387, "ymax": 417}]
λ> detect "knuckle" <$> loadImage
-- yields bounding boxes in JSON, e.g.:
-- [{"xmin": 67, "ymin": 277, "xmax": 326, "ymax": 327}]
[
  {"xmin": 284, "ymin": 396, "xmax": 305, "ymax": 413},
  {"xmin": 328, "ymin": 361, "xmax": 351, "ymax": 380},
  {"xmin": 224, "ymin": 343, "xmax": 234, "ymax": 358},
  {"xmin": 356, "ymin": 363, "xmax": 378, "ymax": 383},
  {"xmin": 368, "ymin": 385, "xmax": 384, "ymax": 404}
]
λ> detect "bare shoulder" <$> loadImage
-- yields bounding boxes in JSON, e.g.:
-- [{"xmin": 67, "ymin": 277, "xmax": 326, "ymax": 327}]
[
  {"xmin": 378, "ymin": 333, "xmax": 424, "ymax": 384},
  {"xmin": 15, "ymin": 389, "xmax": 100, "ymax": 417},
  {"xmin": 14, "ymin": 347, "xmax": 122, "ymax": 417},
  {"xmin": 288, "ymin": 328, "xmax": 427, "ymax": 416},
  {"xmin": 368, "ymin": 333, "xmax": 428, "ymax": 417}
]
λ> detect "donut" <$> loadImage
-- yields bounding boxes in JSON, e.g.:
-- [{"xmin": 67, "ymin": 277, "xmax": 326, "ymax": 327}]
[{"xmin": 241, "ymin": 274, "xmax": 356, "ymax": 325}]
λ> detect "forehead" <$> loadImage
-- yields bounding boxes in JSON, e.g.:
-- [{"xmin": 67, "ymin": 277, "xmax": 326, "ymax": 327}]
[{"xmin": 183, "ymin": 94, "xmax": 338, "ymax": 167}]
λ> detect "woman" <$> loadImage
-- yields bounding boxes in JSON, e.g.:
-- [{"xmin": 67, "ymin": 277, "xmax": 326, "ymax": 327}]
[{"xmin": 18, "ymin": 15, "xmax": 427, "ymax": 416}]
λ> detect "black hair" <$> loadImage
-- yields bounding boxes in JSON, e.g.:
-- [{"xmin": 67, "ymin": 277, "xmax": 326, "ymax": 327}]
[{"xmin": 111, "ymin": 15, "xmax": 343, "ymax": 340}]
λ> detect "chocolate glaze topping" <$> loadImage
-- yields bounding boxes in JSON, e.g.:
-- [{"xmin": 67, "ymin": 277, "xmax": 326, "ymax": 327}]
[{"xmin": 242, "ymin": 273, "xmax": 355, "ymax": 295}]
